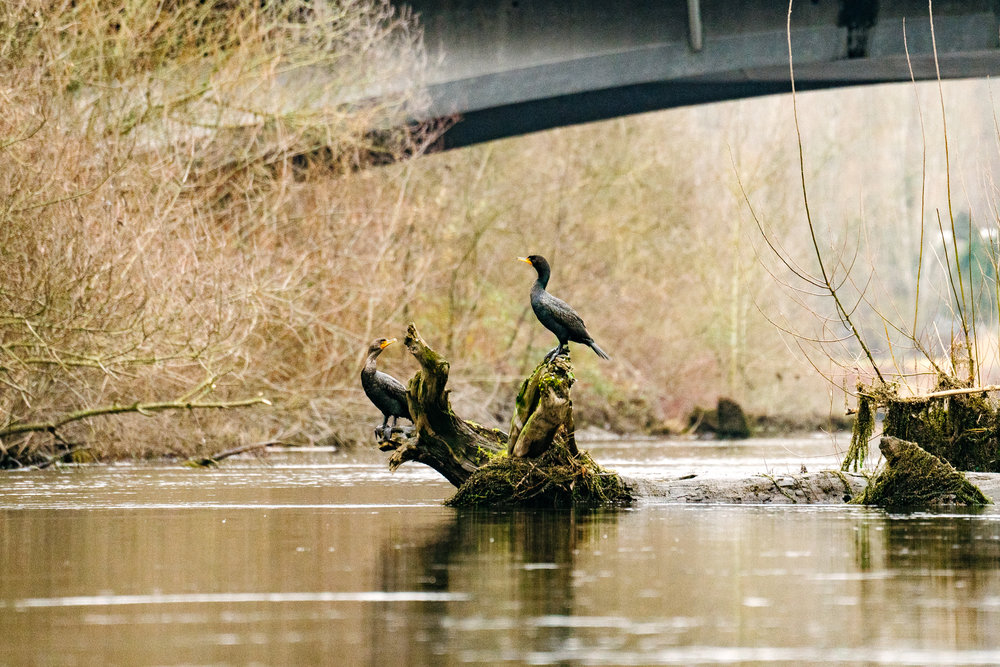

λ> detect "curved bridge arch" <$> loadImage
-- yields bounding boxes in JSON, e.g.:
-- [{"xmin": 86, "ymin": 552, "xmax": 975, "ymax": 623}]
[{"xmin": 397, "ymin": 0, "xmax": 1000, "ymax": 148}]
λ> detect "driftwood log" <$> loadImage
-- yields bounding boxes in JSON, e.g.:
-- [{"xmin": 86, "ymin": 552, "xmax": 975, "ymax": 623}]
[{"xmin": 631, "ymin": 436, "xmax": 995, "ymax": 505}]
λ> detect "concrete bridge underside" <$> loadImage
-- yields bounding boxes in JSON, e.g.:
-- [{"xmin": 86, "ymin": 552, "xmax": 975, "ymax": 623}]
[{"xmin": 396, "ymin": 0, "xmax": 1000, "ymax": 148}]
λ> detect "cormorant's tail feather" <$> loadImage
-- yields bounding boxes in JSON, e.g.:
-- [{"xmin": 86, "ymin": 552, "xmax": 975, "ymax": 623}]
[{"xmin": 590, "ymin": 342, "xmax": 610, "ymax": 360}]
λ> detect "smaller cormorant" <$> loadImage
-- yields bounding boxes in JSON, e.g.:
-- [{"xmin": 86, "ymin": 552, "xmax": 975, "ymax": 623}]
[
  {"xmin": 361, "ymin": 337, "xmax": 412, "ymax": 437},
  {"xmin": 519, "ymin": 255, "xmax": 610, "ymax": 361}
]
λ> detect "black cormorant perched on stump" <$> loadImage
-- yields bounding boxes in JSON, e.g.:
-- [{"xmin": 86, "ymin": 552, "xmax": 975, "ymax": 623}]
[
  {"xmin": 361, "ymin": 337, "xmax": 412, "ymax": 438},
  {"xmin": 519, "ymin": 255, "xmax": 610, "ymax": 361}
]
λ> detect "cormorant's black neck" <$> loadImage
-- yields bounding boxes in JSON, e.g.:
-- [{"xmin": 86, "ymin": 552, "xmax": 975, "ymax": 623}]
[
  {"xmin": 532, "ymin": 260, "xmax": 551, "ymax": 289},
  {"xmin": 363, "ymin": 349, "xmax": 382, "ymax": 375}
]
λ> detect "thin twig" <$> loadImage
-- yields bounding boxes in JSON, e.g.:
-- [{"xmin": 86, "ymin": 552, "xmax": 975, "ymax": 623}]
[
  {"xmin": 903, "ymin": 18, "xmax": 929, "ymax": 337},
  {"xmin": 786, "ymin": 0, "xmax": 885, "ymax": 383}
]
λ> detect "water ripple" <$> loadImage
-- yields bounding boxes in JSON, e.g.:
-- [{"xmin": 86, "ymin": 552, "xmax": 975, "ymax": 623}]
[{"xmin": 8, "ymin": 591, "xmax": 470, "ymax": 610}]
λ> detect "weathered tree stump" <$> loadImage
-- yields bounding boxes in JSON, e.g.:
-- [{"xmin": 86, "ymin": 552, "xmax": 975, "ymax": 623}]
[
  {"xmin": 508, "ymin": 353, "xmax": 578, "ymax": 458},
  {"xmin": 377, "ymin": 324, "xmax": 631, "ymax": 506}
]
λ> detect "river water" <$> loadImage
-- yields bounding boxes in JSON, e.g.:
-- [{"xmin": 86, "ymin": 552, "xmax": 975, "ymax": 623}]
[{"xmin": 2, "ymin": 436, "xmax": 1000, "ymax": 665}]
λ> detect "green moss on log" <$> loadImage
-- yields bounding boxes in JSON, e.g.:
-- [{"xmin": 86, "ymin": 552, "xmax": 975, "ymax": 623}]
[
  {"xmin": 847, "ymin": 378, "xmax": 1000, "ymax": 473},
  {"xmin": 508, "ymin": 354, "xmax": 577, "ymax": 458},
  {"xmin": 854, "ymin": 436, "xmax": 991, "ymax": 507},
  {"xmin": 883, "ymin": 391, "xmax": 1000, "ymax": 472}
]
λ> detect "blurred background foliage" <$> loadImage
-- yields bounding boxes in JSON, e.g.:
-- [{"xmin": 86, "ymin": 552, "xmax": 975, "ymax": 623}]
[{"xmin": 2, "ymin": 0, "xmax": 1000, "ymax": 461}]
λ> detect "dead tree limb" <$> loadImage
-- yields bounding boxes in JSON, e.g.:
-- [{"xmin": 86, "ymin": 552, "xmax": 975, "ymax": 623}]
[
  {"xmin": 890, "ymin": 384, "xmax": 1000, "ymax": 403},
  {"xmin": 184, "ymin": 440, "xmax": 286, "ymax": 467},
  {"xmin": 377, "ymin": 323, "xmax": 506, "ymax": 487},
  {"xmin": 0, "ymin": 397, "xmax": 271, "ymax": 440}
]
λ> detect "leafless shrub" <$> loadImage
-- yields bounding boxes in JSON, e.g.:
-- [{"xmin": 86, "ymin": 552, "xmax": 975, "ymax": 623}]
[
  {"xmin": 0, "ymin": 0, "xmax": 435, "ymax": 464},
  {"xmin": 745, "ymin": 3, "xmax": 1000, "ymax": 469}
]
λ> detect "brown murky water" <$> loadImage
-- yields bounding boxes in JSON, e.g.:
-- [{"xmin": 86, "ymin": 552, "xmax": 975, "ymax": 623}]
[{"xmin": 2, "ymin": 438, "xmax": 1000, "ymax": 665}]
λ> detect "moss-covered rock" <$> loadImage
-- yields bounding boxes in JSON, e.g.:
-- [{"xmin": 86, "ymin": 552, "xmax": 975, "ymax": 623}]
[
  {"xmin": 716, "ymin": 397, "xmax": 751, "ymax": 438},
  {"xmin": 854, "ymin": 436, "xmax": 991, "ymax": 507},
  {"xmin": 447, "ymin": 438, "xmax": 634, "ymax": 508}
]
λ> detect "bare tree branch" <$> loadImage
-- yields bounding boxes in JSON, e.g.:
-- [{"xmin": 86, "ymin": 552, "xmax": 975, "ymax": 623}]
[{"xmin": 0, "ymin": 397, "xmax": 271, "ymax": 439}]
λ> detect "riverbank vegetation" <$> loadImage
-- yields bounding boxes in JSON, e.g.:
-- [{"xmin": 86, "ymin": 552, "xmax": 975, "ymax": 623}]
[
  {"xmin": 751, "ymin": 20, "xmax": 1000, "ymax": 481},
  {"xmin": 4, "ymin": 1, "xmax": 1000, "ymax": 467},
  {"xmin": 0, "ymin": 0, "xmax": 433, "ymax": 466}
]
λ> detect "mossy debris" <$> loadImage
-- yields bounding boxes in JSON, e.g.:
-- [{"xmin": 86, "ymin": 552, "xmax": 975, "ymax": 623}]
[
  {"xmin": 883, "ymin": 391, "xmax": 1000, "ymax": 472},
  {"xmin": 854, "ymin": 436, "xmax": 991, "ymax": 507},
  {"xmin": 846, "ymin": 378, "xmax": 1000, "ymax": 473},
  {"xmin": 842, "ymin": 389, "xmax": 875, "ymax": 472},
  {"xmin": 446, "ymin": 438, "xmax": 633, "ymax": 508}
]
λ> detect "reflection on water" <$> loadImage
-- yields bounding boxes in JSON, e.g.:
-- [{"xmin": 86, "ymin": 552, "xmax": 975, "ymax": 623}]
[{"xmin": 1, "ymin": 441, "xmax": 1000, "ymax": 665}]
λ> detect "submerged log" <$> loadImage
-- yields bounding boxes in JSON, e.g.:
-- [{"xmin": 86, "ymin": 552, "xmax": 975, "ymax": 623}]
[
  {"xmin": 375, "ymin": 328, "xmax": 997, "ymax": 507},
  {"xmin": 630, "ymin": 463, "xmax": 1000, "ymax": 505},
  {"xmin": 631, "ymin": 470, "xmax": 868, "ymax": 504}
]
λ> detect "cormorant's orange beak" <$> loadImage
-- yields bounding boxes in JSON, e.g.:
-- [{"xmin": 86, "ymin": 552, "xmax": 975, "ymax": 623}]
[
  {"xmin": 380, "ymin": 338, "xmax": 397, "ymax": 349},
  {"xmin": 517, "ymin": 256, "xmax": 532, "ymax": 264}
]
